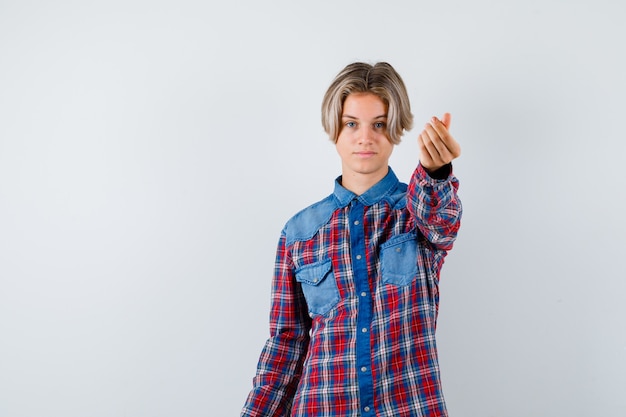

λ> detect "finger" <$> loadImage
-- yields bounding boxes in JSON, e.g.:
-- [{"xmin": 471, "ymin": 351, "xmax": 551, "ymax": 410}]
[
  {"xmin": 428, "ymin": 117, "xmax": 461, "ymax": 159},
  {"xmin": 419, "ymin": 129, "xmax": 453, "ymax": 170},
  {"xmin": 417, "ymin": 133, "xmax": 436, "ymax": 168},
  {"xmin": 419, "ymin": 132, "xmax": 453, "ymax": 172},
  {"xmin": 429, "ymin": 116, "xmax": 451, "ymax": 139},
  {"xmin": 419, "ymin": 130, "xmax": 441, "ymax": 161},
  {"xmin": 423, "ymin": 123, "xmax": 453, "ymax": 162},
  {"xmin": 441, "ymin": 113, "xmax": 452, "ymax": 130}
]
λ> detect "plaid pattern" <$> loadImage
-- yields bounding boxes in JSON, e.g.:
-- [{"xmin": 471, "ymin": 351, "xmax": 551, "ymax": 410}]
[{"xmin": 242, "ymin": 165, "xmax": 462, "ymax": 417}]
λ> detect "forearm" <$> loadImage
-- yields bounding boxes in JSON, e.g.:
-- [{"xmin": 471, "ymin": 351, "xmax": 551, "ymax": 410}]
[
  {"xmin": 241, "ymin": 333, "xmax": 309, "ymax": 417},
  {"xmin": 241, "ymin": 234, "xmax": 311, "ymax": 417},
  {"xmin": 407, "ymin": 163, "xmax": 462, "ymax": 251}
]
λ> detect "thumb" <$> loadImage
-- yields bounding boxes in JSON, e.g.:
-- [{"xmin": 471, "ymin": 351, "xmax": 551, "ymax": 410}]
[{"xmin": 441, "ymin": 112, "xmax": 452, "ymax": 129}]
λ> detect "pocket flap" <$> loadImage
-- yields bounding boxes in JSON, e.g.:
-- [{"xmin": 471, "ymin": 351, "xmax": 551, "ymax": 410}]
[{"xmin": 295, "ymin": 259, "xmax": 333, "ymax": 286}]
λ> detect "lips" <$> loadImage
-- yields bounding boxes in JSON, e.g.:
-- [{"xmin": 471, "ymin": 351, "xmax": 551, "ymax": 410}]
[{"xmin": 354, "ymin": 151, "xmax": 376, "ymax": 157}]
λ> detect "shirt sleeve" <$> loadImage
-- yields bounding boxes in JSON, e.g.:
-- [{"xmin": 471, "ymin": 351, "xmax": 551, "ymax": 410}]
[
  {"xmin": 407, "ymin": 163, "xmax": 462, "ymax": 252},
  {"xmin": 241, "ymin": 232, "xmax": 312, "ymax": 417}
]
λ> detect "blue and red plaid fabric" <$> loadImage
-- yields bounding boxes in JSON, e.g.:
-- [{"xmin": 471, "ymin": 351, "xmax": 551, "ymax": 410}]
[{"xmin": 242, "ymin": 164, "xmax": 462, "ymax": 417}]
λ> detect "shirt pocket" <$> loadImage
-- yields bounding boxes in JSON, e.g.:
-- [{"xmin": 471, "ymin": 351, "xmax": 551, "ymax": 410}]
[
  {"xmin": 295, "ymin": 259, "xmax": 340, "ymax": 316},
  {"xmin": 381, "ymin": 232, "xmax": 419, "ymax": 287}
]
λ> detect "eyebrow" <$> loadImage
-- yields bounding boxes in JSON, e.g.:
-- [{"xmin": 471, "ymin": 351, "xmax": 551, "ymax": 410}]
[{"xmin": 342, "ymin": 114, "xmax": 387, "ymax": 119}]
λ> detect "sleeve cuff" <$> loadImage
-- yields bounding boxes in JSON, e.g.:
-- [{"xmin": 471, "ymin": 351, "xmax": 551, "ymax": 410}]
[{"xmin": 420, "ymin": 163, "xmax": 452, "ymax": 180}]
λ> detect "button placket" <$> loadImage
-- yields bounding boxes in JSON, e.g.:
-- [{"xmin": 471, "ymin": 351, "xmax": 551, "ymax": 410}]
[{"xmin": 348, "ymin": 200, "xmax": 374, "ymax": 413}]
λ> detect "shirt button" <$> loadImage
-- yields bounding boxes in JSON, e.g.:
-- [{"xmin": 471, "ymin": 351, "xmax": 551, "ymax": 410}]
[
  {"xmin": 364, "ymin": 406, "xmax": 371, "ymax": 412},
  {"xmin": 356, "ymin": 254, "xmax": 362, "ymax": 260},
  {"xmin": 354, "ymin": 220, "xmax": 360, "ymax": 225},
  {"xmin": 396, "ymin": 247, "xmax": 402, "ymax": 252},
  {"xmin": 360, "ymin": 292, "xmax": 367, "ymax": 297},
  {"xmin": 361, "ymin": 366, "xmax": 367, "ymax": 372},
  {"xmin": 361, "ymin": 327, "xmax": 368, "ymax": 333}
]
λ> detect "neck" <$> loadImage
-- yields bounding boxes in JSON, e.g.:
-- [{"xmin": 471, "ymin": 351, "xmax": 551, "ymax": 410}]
[{"xmin": 340, "ymin": 167, "xmax": 388, "ymax": 196}]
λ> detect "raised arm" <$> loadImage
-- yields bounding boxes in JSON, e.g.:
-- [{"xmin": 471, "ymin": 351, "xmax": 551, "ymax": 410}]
[{"xmin": 408, "ymin": 113, "xmax": 462, "ymax": 251}]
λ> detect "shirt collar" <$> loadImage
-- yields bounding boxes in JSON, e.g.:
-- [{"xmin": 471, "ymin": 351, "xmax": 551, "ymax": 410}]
[{"xmin": 333, "ymin": 167, "xmax": 400, "ymax": 207}]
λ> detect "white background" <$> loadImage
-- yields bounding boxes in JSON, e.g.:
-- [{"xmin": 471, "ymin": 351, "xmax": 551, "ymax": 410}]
[{"xmin": 1, "ymin": 0, "xmax": 625, "ymax": 416}]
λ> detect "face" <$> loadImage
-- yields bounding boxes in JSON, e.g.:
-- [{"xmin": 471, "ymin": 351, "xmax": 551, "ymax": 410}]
[{"xmin": 336, "ymin": 92, "xmax": 394, "ymax": 190}]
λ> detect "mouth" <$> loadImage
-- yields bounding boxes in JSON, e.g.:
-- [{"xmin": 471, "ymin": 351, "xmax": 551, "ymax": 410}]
[{"xmin": 354, "ymin": 151, "xmax": 377, "ymax": 158}]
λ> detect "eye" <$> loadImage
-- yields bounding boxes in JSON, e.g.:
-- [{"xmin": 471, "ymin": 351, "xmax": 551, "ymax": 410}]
[
  {"xmin": 374, "ymin": 122, "xmax": 386, "ymax": 129},
  {"xmin": 345, "ymin": 121, "xmax": 357, "ymax": 128}
]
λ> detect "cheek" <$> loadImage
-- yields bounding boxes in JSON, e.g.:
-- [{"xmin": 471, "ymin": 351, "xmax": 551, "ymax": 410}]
[
  {"xmin": 335, "ymin": 133, "xmax": 351, "ymax": 151},
  {"xmin": 335, "ymin": 141, "xmax": 347, "ymax": 157},
  {"xmin": 337, "ymin": 130, "xmax": 351, "ymax": 142},
  {"xmin": 382, "ymin": 142, "xmax": 395, "ymax": 157}
]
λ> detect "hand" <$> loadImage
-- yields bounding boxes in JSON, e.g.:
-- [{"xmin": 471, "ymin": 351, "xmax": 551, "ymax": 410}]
[{"xmin": 417, "ymin": 113, "xmax": 461, "ymax": 172}]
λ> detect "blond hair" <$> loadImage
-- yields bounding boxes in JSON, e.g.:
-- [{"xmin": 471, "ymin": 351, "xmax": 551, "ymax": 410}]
[{"xmin": 321, "ymin": 62, "xmax": 413, "ymax": 144}]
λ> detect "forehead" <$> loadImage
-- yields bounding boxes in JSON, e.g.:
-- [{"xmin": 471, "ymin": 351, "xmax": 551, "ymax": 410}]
[{"xmin": 342, "ymin": 92, "xmax": 387, "ymax": 117}]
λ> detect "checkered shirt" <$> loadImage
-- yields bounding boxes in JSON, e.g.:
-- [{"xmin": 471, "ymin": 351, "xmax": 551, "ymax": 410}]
[{"xmin": 242, "ymin": 164, "xmax": 462, "ymax": 417}]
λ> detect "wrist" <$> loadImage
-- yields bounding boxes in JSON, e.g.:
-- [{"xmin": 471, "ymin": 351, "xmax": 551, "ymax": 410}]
[{"xmin": 423, "ymin": 163, "xmax": 451, "ymax": 180}]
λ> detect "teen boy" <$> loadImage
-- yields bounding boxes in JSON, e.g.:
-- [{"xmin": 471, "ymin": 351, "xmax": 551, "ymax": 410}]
[{"xmin": 241, "ymin": 62, "xmax": 462, "ymax": 417}]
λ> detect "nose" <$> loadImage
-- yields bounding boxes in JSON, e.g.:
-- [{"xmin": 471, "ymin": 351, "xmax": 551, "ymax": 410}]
[{"xmin": 358, "ymin": 126, "xmax": 375, "ymax": 144}]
